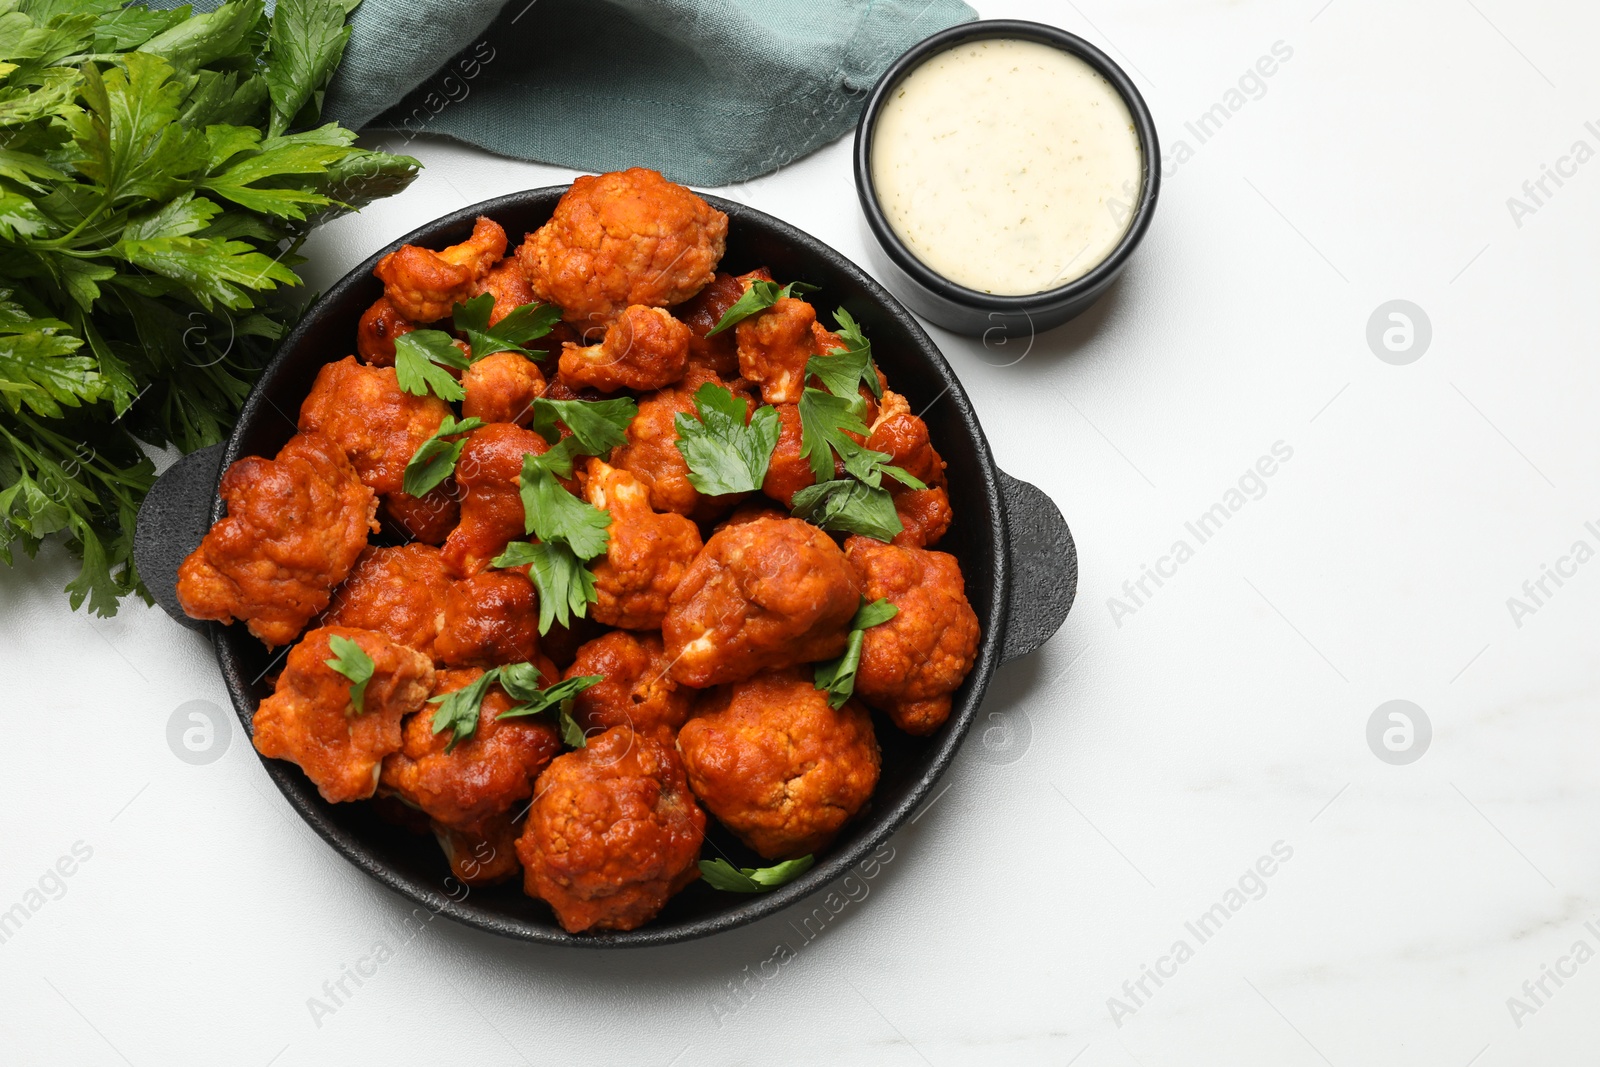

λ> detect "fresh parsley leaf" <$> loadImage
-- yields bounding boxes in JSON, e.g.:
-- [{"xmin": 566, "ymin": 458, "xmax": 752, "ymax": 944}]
[
  {"xmin": 528, "ymin": 396, "xmax": 637, "ymax": 455},
  {"xmin": 808, "ymin": 308, "xmax": 883, "ymax": 400},
  {"xmin": 797, "ymin": 386, "xmax": 883, "ymax": 484},
  {"xmin": 499, "ymin": 668, "xmax": 605, "ymax": 750},
  {"xmin": 852, "ymin": 597, "xmax": 899, "ymax": 630},
  {"xmin": 559, "ymin": 707, "xmax": 588, "ymax": 748},
  {"xmin": 813, "ymin": 598, "xmax": 898, "ymax": 708},
  {"xmin": 263, "ymin": 0, "xmax": 351, "ymax": 138},
  {"xmin": 796, "ymin": 387, "xmax": 927, "ymax": 493},
  {"xmin": 698, "ymin": 855, "xmax": 815, "ymax": 892},
  {"xmin": 492, "ymin": 540, "xmax": 600, "ymax": 634},
  {"xmin": 393, "ymin": 330, "xmax": 469, "ymax": 402},
  {"xmin": 429, "ymin": 667, "xmax": 500, "ymax": 753},
  {"xmin": 324, "ymin": 633, "xmax": 375, "ymax": 714},
  {"xmin": 673, "ymin": 382, "xmax": 780, "ymax": 495},
  {"xmin": 453, "ymin": 294, "xmax": 562, "ymax": 361},
  {"xmin": 791, "ymin": 479, "xmax": 904, "ymax": 542},
  {"xmin": 704, "ymin": 279, "xmax": 819, "ymax": 337},
  {"xmin": 518, "ymin": 455, "xmax": 611, "ymax": 559},
  {"xmin": 498, "ymin": 668, "xmax": 600, "ymax": 710},
  {"xmin": 402, "ymin": 415, "xmax": 482, "ymax": 497}
]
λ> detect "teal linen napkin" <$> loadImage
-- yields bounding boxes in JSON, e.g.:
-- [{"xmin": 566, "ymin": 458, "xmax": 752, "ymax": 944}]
[
  {"xmin": 160, "ymin": 0, "xmax": 973, "ymax": 183},
  {"xmin": 326, "ymin": 0, "xmax": 975, "ymax": 185}
]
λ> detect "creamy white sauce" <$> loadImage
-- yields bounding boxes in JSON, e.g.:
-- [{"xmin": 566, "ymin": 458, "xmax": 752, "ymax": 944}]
[{"xmin": 871, "ymin": 39, "xmax": 1143, "ymax": 296}]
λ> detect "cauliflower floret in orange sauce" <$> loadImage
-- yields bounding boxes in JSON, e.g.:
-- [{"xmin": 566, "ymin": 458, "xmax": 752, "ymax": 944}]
[
  {"xmin": 467, "ymin": 256, "xmax": 537, "ymax": 326},
  {"xmin": 435, "ymin": 569, "xmax": 542, "ymax": 669},
  {"xmin": 176, "ymin": 431, "xmax": 376, "ymax": 648},
  {"xmin": 252, "ymin": 627, "xmax": 436, "ymax": 803},
  {"xmin": 462, "ymin": 351, "xmax": 544, "ymax": 426},
  {"xmin": 321, "ymin": 545, "xmax": 452, "ymax": 661},
  {"xmin": 441, "ymin": 422, "xmax": 551, "ymax": 577},
  {"xmin": 381, "ymin": 668, "xmax": 561, "ymax": 828},
  {"xmin": 845, "ymin": 536, "xmax": 979, "ymax": 735},
  {"xmin": 565, "ymin": 630, "xmax": 692, "ymax": 745},
  {"xmin": 559, "ymin": 305, "xmax": 690, "ymax": 393},
  {"xmin": 356, "ymin": 296, "xmax": 414, "ymax": 366},
  {"xmin": 516, "ymin": 726, "xmax": 705, "ymax": 933},
  {"xmin": 518, "ymin": 168, "xmax": 727, "ymax": 330},
  {"xmin": 676, "ymin": 668, "xmax": 880, "ymax": 860},
  {"xmin": 609, "ymin": 366, "xmax": 749, "ymax": 520},
  {"xmin": 584, "ymin": 458, "xmax": 702, "ymax": 630},
  {"xmin": 375, "ymin": 216, "xmax": 507, "ymax": 323},
  {"xmin": 662, "ymin": 516, "xmax": 861, "ymax": 688},
  {"xmin": 298, "ymin": 355, "xmax": 459, "ymax": 544}
]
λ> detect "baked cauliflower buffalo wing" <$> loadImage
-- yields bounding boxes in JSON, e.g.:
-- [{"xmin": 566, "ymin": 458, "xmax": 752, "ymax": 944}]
[
  {"xmin": 584, "ymin": 458, "xmax": 701, "ymax": 629},
  {"xmin": 252, "ymin": 627, "xmax": 436, "ymax": 803},
  {"xmin": 676, "ymin": 669, "xmax": 881, "ymax": 859},
  {"xmin": 381, "ymin": 668, "xmax": 561, "ymax": 829},
  {"xmin": 735, "ymin": 293, "xmax": 821, "ymax": 405},
  {"xmin": 516, "ymin": 726, "xmax": 705, "ymax": 933},
  {"xmin": 298, "ymin": 355, "xmax": 459, "ymax": 544},
  {"xmin": 462, "ymin": 351, "xmax": 544, "ymax": 425},
  {"xmin": 441, "ymin": 422, "xmax": 551, "ymax": 577},
  {"xmin": 355, "ymin": 296, "xmax": 414, "ymax": 366},
  {"xmin": 434, "ymin": 815, "xmax": 524, "ymax": 887},
  {"xmin": 867, "ymin": 390, "xmax": 953, "ymax": 549},
  {"xmin": 518, "ymin": 168, "xmax": 727, "ymax": 330},
  {"xmin": 321, "ymin": 545, "xmax": 452, "ymax": 660},
  {"xmin": 671, "ymin": 271, "xmax": 745, "ymax": 377},
  {"xmin": 565, "ymin": 631, "xmax": 692, "ymax": 744},
  {"xmin": 467, "ymin": 256, "xmax": 537, "ymax": 326},
  {"xmin": 559, "ymin": 304, "xmax": 690, "ymax": 392},
  {"xmin": 434, "ymin": 569, "xmax": 542, "ymax": 669},
  {"xmin": 176, "ymin": 431, "xmax": 376, "ymax": 647},
  {"xmin": 609, "ymin": 367, "xmax": 748, "ymax": 518},
  {"xmin": 374, "ymin": 215, "xmax": 507, "ymax": 323},
  {"xmin": 845, "ymin": 537, "xmax": 980, "ymax": 735},
  {"xmin": 662, "ymin": 517, "xmax": 861, "ymax": 688}
]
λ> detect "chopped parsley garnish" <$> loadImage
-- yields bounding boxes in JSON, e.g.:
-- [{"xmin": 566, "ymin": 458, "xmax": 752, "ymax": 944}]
[
  {"xmin": 491, "ymin": 539, "xmax": 601, "ymax": 635},
  {"xmin": 812, "ymin": 598, "xmax": 898, "ymax": 708},
  {"xmin": 791, "ymin": 478, "xmax": 905, "ymax": 543},
  {"xmin": 673, "ymin": 382, "xmax": 781, "ymax": 495},
  {"xmin": 393, "ymin": 329, "xmax": 469, "ymax": 402},
  {"xmin": 429, "ymin": 664, "xmax": 602, "ymax": 753},
  {"xmin": 807, "ymin": 308, "xmax": 883, "ymax": 400},
  {"xmin": 698, "ymin": 855, "xmax": 815, "ymax": 892},
  {"xmin": 493, "ymin": 397, "xmax": 638, "ymax": 634},
  {"xmin": 402, "ymin": 415, "xmax": 483, "ymax": 497},
  {"xmin": 705, "ymin": 279, "xmax": 819, "ymax": 337},
  {"xmin": 453, "ymin": 294, "xmax": 562, "ymax": 361},
  {"xmin": 323, "ymin": 634, "xmax": 375, "ymax": 715},
  {"xmin": 429, "ymin": 666, "xmax": 499, "ymax": 752},
  {"xmin": 529, "ymin": 396, "xmax": 637, "ymax": 456},
  {"xmin": 796, "ymin": 387, "xmax": 924, "ymax": 490},
  {"xmin": 518, "ymin": 452, "xmax": 612, "ymax": 558}
]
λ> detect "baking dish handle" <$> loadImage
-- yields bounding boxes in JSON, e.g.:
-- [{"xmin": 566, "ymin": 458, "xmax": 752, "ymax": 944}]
[
  {"xmin": 998, "ymin": 470, "xmax": 1077, "ymax": 661},
  {"xmin": 134, "ymin": 443, "xmax": 225, "ymax": 632}
]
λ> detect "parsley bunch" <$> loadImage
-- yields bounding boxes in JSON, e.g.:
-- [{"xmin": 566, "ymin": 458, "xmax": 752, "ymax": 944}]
[{"xmin": 0, "ymin": 0, "xmax": 419, "ymax": 616}]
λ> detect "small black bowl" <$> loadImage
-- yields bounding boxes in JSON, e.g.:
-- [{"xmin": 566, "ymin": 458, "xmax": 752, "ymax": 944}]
[{"xmin": 853, "ymin": 20, "xmax": 1161, "ymax": 339}]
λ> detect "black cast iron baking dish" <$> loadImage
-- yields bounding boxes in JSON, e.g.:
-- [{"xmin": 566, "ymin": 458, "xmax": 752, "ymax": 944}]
[
  {"xmin": 853, "ymin": 20, "xmax": 1161, "ymax": 338},
  {"xmin": 134, "ymin": 188, "xmax": 1078, "ymax": 947}
]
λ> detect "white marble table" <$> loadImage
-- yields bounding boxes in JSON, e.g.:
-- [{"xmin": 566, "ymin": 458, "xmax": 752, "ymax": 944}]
[{"xmin": 4, "ymin": 0, "xmax": 1598, "ymax": 1063}]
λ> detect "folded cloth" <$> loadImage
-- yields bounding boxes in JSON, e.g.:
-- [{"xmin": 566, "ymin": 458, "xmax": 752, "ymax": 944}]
[
  {"xmin": 330, "ymin": 0, "xmax": 976, "ymax": 185},
  {"xmin": 158, "ymin": 0, "xmax": 972, "ymax": 182}
]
